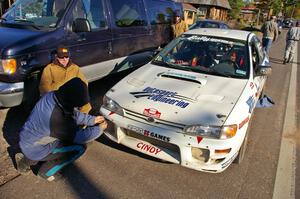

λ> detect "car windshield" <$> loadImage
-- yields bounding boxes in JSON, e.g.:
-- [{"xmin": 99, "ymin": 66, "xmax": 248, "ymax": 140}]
[
  {"xmin": 1, "ymin": 0, "xmax": 71, "ymax": 29},
  {"xmin": 152, "ymin": 34, "xmax": 249, "ymax": 79}
]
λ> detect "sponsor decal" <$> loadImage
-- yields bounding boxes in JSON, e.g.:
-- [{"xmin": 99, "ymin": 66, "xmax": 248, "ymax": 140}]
[
  {"xmin": 136, "ymin": 142, "xmax": 161, "ymax": 155},
  {"xmin": 130, "ymin": 87, "xmax": 192, "ymax": 108},
  {"xmin": 236, "ymin": 69, "xmax": 246, "ymax": 75},
  {"xmin": 109, "ymin": 111, "xmax": 115, "ymax": 116},
  {"xmin": 246, "ymin": 96, "xmax": 255, "ymax": 113},
  {"xmin": 250, "ymin": 82, "xmax": 254, "ymax": 89},
  {"xmin": 221, "ymin": 151, "xmax": 238, "ymax": 169},
  {"xmin": 239, "ymin": 116, "xmax": 250, "ymax": 129},
  {"xmin": 128, "ymin": 125, "xmax": 171, "ymax": 142},
  {"xmin": 143, "ymin": 108, "xmax": 161, "ymax": 119},
  {"xmin": 197, "ymin": 136, "xmax": 203, "ymax": 144},
  {"xmin": 144, "ymin": 130, "xmax": 170, "ymax": 142}
]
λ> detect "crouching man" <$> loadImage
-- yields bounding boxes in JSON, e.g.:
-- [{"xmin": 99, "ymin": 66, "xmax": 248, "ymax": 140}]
[{"xmin": 15, "ymin": 77, "xmax": 107, "ymax": 181}]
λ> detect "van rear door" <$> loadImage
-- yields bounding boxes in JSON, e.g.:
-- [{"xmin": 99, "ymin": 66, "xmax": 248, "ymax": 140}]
[{"xmin": 65, "ymin": 0, "xmax": 113, "ymax": 81}]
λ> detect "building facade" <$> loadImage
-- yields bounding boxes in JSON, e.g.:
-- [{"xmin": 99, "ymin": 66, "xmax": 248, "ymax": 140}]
[{"xmin": 175, "ymin": 0, "xmax": 231, "ymax": 21}]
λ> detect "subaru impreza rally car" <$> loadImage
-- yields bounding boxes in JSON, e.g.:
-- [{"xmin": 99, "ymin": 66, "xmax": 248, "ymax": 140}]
[{"xmin": 100, "ymin": 29, "xmax": 271, "ymax": 173}]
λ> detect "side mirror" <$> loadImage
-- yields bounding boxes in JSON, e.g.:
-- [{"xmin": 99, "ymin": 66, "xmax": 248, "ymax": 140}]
[
  {"xmin": 258, "ymin": 66, "xmax": 272, "ymax": 76},
  {"xmin": 72, "ymin": 18, "xmax": 91, "ymax": 32},
  {"xmin": 153, "ymin": 47, "xmax": 163, "ymax": 56},
  {"xmin": 256, "ymin": 53, "xmax": 272, "ymax": 76}
]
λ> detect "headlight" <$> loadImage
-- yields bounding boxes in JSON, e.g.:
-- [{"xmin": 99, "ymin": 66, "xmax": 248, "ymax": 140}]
[
  {"xmin": 102, "ymin": 95, "xmax": 124, "ymax": 116},
  {"xmin": 184, "ymin": 124, "xmax": 237, "ymax": 139},
  {"xmin": 0, "ymin": 59, "xmax": 17, "ymax": 74}
]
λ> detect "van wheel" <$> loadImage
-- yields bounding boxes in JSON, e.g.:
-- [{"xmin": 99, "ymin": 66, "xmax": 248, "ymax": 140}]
[{"xmin": 233, "ymin": 130, "xmax": 249, "ymax": 164}]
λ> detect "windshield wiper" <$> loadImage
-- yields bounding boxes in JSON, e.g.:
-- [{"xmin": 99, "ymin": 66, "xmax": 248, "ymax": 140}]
[
  {"xmin": 13, "ymin": 19, "xmax": 40, "ymax": 30},
  {"xmin": 152, "ymin": 60, "xmax": 174, "ymax": 67},
  {"xmin": 210, "ymin": 69, "xmax": 232, "ymax": 78}
]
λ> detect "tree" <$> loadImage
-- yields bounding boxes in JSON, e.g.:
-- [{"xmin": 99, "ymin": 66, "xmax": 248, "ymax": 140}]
[{"xmin": 228, "ymin": 0, "xmax": 244, "ymax": 19}]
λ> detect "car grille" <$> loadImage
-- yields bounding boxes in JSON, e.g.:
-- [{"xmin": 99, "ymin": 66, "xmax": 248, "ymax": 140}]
[{"xmin": 123, "ymin": 109, "xmax": 185, "ymax": 132}]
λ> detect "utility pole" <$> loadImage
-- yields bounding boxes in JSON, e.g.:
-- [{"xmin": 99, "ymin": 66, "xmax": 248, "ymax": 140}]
[{"xmin": 290, "ymin": 3, "xmax": 295, "ymax": 18}]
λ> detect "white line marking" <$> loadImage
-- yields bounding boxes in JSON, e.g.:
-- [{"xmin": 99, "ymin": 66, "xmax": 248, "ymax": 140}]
[{"xmin": 272, "ymin": 45, "xmax": 297, "ymax": 199}]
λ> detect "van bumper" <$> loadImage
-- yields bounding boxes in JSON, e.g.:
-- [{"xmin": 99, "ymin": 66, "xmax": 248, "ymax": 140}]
[{"xmin": 0, "ymin": 82, "xmax": 24, "ymax": 107}]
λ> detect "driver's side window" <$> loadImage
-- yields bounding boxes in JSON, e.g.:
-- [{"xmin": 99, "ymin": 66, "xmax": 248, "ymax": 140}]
[
  {"xmin": 71, "ymin": 0, "xmax": 107, "ymax": 30},
  {"xmin": 251, "ymin": 37, "xmax": 264, "ymax": 73}
]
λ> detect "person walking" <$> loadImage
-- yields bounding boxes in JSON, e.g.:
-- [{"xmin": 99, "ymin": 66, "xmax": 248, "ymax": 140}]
[
  {"xmin": 171, "ymin": 14, "xmax": 188, "ymax": 39},
  {"xmin": 39, "ymin": 45, "xmax": 92, "ymax": 113},
  {"xmin": 260, "ymin": 16, "xmax": 279, "ymax": 55},
  {"xmin": 283, "ymin": 21, "xmax": 300, "ymax": 64},
  {"xmin": 15, "ymin": 78, "xmax": 108, "ymax": 181}
]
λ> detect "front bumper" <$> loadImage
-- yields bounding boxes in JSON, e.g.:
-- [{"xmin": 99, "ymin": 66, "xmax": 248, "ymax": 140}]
[
  {"xmin": 0, "ymin": 82, "xmax": 24, "ymax": 107},
  {"xmin": 100, "ymin": 107, "xmax": 241, "ymax": 173}
]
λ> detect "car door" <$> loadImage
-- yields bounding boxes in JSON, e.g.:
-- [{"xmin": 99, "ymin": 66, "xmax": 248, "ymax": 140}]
[
  {"xmin": 64, "ymin": 0, "xmax": 113, "ymax": 81},
  {"xmin": 250, "ymin": 36, "xmax": 267, "ymax": 99},
  {"xmin": 108, "ymin": 0, "xmax": 153, "ymax": 72}
]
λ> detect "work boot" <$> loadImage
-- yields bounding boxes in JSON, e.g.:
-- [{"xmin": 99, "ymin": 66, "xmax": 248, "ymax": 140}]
[
  {"xmin": 38, "ymin": 171, "xmax": 63, "ymax": 182},
  {"xmin": 283, "ymin": 59, "xmax": 287, "ymax": 64},
  {"xmin": 15, "ymin": 153, "xmax": 31, "ymax": 174}
]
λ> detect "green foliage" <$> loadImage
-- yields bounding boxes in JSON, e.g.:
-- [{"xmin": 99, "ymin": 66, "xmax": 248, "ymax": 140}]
[{"xmin": 228, "ymin": 0, "xmax": 244, "ymax": 19}]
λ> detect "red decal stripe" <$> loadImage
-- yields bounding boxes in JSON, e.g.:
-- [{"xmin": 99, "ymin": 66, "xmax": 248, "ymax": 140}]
[{"xmin": 197, "ymin": 136, "xmax": 203, "ymax": 144}]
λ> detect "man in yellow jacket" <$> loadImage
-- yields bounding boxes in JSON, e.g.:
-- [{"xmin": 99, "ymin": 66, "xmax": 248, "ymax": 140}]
[
  {"xmin": 171, "ymin": 14, "xmax": 188, "ymax": 38},
  {"xmin": 39, "ymin": 46, "xmax": 92, "ymax": 114}
]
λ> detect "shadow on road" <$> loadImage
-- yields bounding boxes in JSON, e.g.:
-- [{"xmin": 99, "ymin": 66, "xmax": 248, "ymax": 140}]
[
  {"xmin": 62, "ymin": 164, "xmax": 109, "ymax": 198},
  {"xmin": 269, "ymin": 57, "xmax": 300, "ymax": 65},
  {"xmin": 2, "ymin": 105, "xmax": 30, "ymax": 165}
]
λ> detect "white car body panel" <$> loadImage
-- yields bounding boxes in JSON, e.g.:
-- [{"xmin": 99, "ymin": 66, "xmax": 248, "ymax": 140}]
[{"xmin": 100, "ymin": 29, "xmax": 268, "ymax": 173}]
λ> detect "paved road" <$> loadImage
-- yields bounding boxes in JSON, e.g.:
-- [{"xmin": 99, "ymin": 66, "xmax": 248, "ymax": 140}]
[{"xmin": 0, "ymin": 30, "xmax": 299, "ymax": 199}]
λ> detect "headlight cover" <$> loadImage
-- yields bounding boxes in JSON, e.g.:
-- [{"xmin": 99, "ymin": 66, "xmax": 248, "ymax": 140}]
[
  {"xmin": 102, "ymin": 95, "xmax": 124, "ymax": 116},
  {"xmin": 0, "ymin": 59, "xmax": 17, "ymax": 74},
  {"xmin": 184, "ymin": 124, "xmax": 237, "ymax": 139}
]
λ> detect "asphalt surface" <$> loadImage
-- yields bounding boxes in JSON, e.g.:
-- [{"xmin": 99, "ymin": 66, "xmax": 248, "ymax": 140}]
[{"xmin": 0, "ymin": 29, "xmax": 299, "ymax": 199}]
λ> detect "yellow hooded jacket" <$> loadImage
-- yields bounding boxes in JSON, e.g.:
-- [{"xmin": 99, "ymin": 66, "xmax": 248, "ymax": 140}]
[{"xmin": 39, "ymin": 60, "xmax": 92, "ymax": 114}]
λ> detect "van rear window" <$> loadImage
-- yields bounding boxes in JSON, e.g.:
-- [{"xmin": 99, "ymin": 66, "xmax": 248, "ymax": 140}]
[{"xmin": 111, "ymin": 0, "xmax": 147, "ymax": 27}]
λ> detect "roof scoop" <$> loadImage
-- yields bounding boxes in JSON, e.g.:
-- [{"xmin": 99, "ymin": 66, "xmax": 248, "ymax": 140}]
[{"xmin": 158, "ymin": 72, "xmax": 207, "ymax": 85}]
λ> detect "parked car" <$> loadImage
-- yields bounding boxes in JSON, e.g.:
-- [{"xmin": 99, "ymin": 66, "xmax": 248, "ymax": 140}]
[
  {"xmin": 0, "ymin": 0, "xmax": 183, "ymax": 108},
  {"xmin": 283, "ymin": 18, "xmax": 294, "ymax": 28},
  {"xmin": 100, "ymin": 28, "xmax": 272, "ymax": 173},
  {"xmin": 189, "ymin": 19, "xmax": 230, "ymax": 30}
]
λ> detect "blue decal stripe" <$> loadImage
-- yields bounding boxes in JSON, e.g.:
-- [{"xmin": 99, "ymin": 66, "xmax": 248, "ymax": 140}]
[{"xmin": 45, "ymin": 145, "xmax": 85, "ymax": 177}]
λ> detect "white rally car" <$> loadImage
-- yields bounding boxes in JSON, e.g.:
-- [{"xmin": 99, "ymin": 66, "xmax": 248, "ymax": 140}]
[{"xmin": 100, "ymin": 29, "xmax": 271, "ymax": 173}]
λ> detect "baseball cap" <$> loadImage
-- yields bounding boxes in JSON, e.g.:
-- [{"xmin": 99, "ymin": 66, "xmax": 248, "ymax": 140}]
[{"xmin": 56, "ymin": 46, "xmax": 70, "ymax": 58}]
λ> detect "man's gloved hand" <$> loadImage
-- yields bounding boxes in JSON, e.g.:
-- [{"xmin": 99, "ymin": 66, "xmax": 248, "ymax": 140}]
[
  {"xmin": 99, "ymin": 120, "xmax": 108, "ymax": 130},
  {"xmin": 94, "ymin": 116, "xmax": 105, "ymax": 124}
]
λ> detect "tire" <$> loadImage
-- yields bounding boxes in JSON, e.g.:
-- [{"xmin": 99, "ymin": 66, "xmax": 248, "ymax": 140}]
[
  {"xmin": 233, "ymin": 129, "xmax": 249, "ymax": 164},
  {"xmin": 259, "ymin": 86, "xmax": 265, "ymax": 100},
  {"xmin": 22, "ymin": 71, "xmax": 41, "ymax": 112}
]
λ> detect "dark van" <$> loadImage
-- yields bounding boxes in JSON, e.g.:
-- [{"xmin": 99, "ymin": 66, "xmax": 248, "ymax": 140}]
[{"xmin": 0, "ymin": 0, "xmax": 182, "ymax": 108}]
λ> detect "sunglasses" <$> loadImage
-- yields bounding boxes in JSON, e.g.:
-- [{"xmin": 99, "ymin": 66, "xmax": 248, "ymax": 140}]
[{"xmin": 57, "ymin": 56, "xmax": 69, "ymax": 59}]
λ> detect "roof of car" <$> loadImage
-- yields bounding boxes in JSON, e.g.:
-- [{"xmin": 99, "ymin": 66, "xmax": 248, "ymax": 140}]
[
  {"xmin": 197, "ymin": 19, "xmax": 227, "ymax": 24},
  {"xmin": 183, "ymin": 28, "xmax": 252, "ymax": 41}
]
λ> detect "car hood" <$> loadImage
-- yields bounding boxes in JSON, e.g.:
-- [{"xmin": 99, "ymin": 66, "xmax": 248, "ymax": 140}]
[
  {"xmin": 0, "ymin": 25, "xmax": 47, "ymax": 56},
  {"xmin": 108, "ymin": 64, "xmax": 248, "ymax": 126}
]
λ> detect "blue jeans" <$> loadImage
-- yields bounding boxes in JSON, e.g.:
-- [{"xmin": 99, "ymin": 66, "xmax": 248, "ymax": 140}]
[{"xmin": 262, "ymin": 38, "xmax": 272, "ymax": 55}]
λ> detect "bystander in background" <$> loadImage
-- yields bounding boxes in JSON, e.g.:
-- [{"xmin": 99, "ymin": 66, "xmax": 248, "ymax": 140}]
[
  {"xmin": 261, "ymin": 16, "xmax": 279, "ymax": 55},
  {"xmin": 283, "ymin": 21, "xmax": 300, "ymax": 64}
]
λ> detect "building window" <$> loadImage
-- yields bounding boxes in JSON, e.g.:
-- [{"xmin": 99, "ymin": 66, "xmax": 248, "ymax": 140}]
[{"xmin": 197, "ymin": 7, "xmax": 207, "ymax": 17}]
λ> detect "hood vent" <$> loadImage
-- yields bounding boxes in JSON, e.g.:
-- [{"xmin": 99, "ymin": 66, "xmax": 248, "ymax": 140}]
[{"xmin": 158, "ymin": 72, "xmax": 207, "ymax": 85}]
